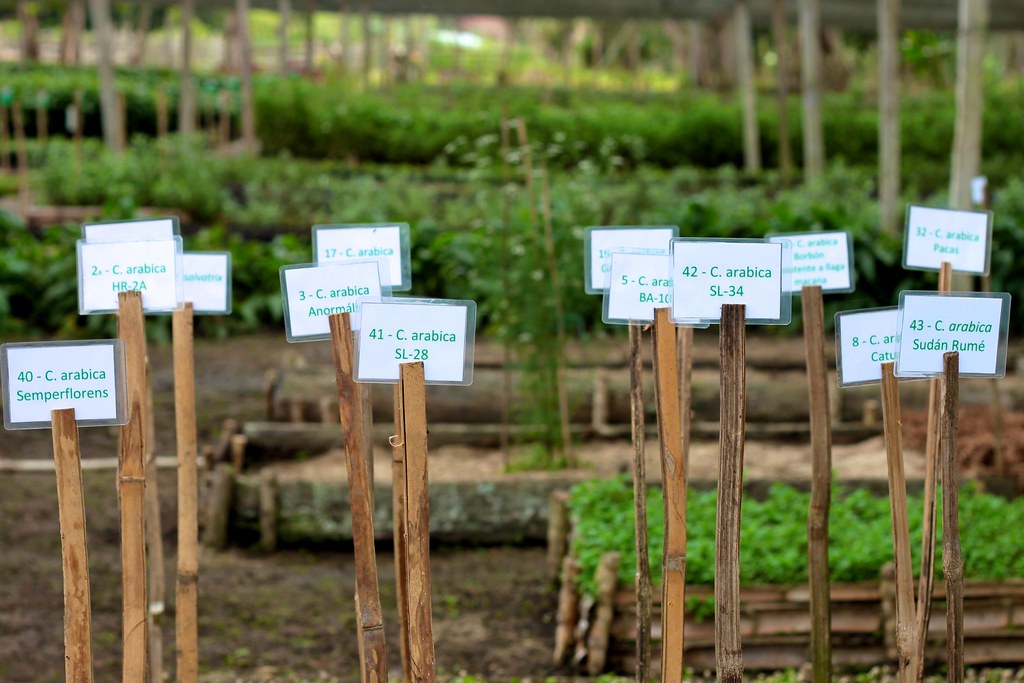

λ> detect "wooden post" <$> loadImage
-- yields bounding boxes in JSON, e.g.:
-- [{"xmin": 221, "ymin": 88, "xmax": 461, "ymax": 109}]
[
  {"xmin": 770, "ymin": 0, "xmax": 793, "ymax": 182},
  {"xmin": 878, "ymin": 0, "xmax": 902, "ymax": 234},
  {"xmin": 735, "ymin": 0, "xmax": 761, "ymax": 173},
  {"xmin": 328, "ymin": 312, "xmax": 387, "ymax": 681},
  {"xmin": 628, "ymin": 323, "xmax": 652, "ymax": 683},
  {"xmin": 278, "ymin": 0, "xmax": 292, "ymax": 73},
  {"xmin": 802, "ymin": 286, "xmax": 832, "ymax": 683},
  {"xmin": 941, "ymin": 352, "xmax": 965, "ymax": 681},
  {"xmin": 400, "ymin": 361, "xmax": 437, "ymax": 682},
  {"xmin": 173, "ymin": 304, "xmax": 200, "ymax": 683},
  {"xmin": 798, "ymin": 0, "xmax": 825, "ymax": 181},
  {"xmin": 716, "ymin": 304, "xmax": 746, "ymax": 683},
  {"xmin": 51, "ymin": 408, "xmax": 95, "ymax": 683},
  {"xmin": 236, "ymin": 0, "xmax": 257, "ymax": 155},
  {"xmin": 911, "ymin": 261, "xmax": 952, "ymax": 681},
  {"xmin": 117, "ymin": 290, "xmax": 148, "ymax": 683},
  {"xmin": 12, "ymin": 101, "xmax": 29, "ymax": 212},
  {"xmin": 179, "ymin": 0, "xmax": 196, "ymax": 135},
  {"xmin": 949, "ymin": 0, "xmax": 989, "ymax": 210},
  {"xmin": 652, "ymin": 308, "xmax": 686, "ymax": 681},
  {"xmin": 880, "ymin": 362, "xmax": 915, "ymax": 681},
  {"xmin": 143, "ymin": 360, "xmax": 165, "ymax": 683},
  {"xmin": 391, "ymin": 383, "xmax": 412, "ymax": 683}
]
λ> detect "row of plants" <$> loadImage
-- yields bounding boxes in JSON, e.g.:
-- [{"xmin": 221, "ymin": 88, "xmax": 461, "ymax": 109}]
[
  {"xmin": 568, "ymin": 477, "xmax": 1024, "ymax": 598},
  {"xmin": 7, "ymin": 138, "xmax": 1024, "ymax": 343},
  {"xmin": 5, "ymin": 64, "xmax": 1024, "ymax": 188}
]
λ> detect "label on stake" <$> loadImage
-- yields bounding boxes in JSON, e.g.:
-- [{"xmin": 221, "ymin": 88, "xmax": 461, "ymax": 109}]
[
  {"xmin": 280, "ymin": 260, "xmax": 390, "ymax": 342},
  {"xmin": 903, "ymin": 205, "xmax": 992, "ymax": 275},
  {"xmin": 895, "ymin": 291, "xmax": 1011, "ymax": 379},
  {"xmin": 356, "ymin": 298, "xmax": 476, "ymax": 385},
  {"xmin": 768, "ymin": 230, "xmax": 854, "ymax": 293},
  {"xmin": 313, "ymin": 223, "xmax": 411, "ymax": 291},
  {"xmin": 82, "ymin": 217, "xmax": 179, "ymax": 243},
  {"xmin": 182, "ymin": 252, "xmax": 232, "ymax": 315},
  {"xmin": 834, "ymin": 307, "xmax": 899, "ymax": 387},
  {"xmin": 671, "ymin": 238, "xmax": 791, "ymax": 325},
  {"xmin": 603, "ymin": 250, "xmax": 709, "ymax": 327},
  {"xmin": 1, "ymin": 340, "xmax": 127, "ymax": 430},
  {"xmin": 583, "ymin": 226, "xmax": 677, "ymax": 294},
  {"xmin": 77, "ymin": 237, "xmax": 183, "ymax": 314}
]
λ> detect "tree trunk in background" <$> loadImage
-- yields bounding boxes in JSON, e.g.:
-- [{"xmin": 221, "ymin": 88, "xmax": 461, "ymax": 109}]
[
  {"xmin": 131, "ymin": 0, "xmax": 153, "ymax": 66},
  {"xmin": 87, "ymin": 0, "xmax": 124, "ymax": 152},
  {"xmin": 663, "ymin": 20, "xmax": 686, "ymax": 77},
  {"xmin": 949, "ymin": 0, "xmax": 989, "ymax": 210},
  {"xmin": 304, "ymin": 0, "xmax": 315, "ymax": 73},
  {"xmin": 338, "ymin": 4, "xmax": 350, "ymax": 72},
  {"xmin": 237, "ymin": 0, "xmax": 256, "ymax": 154},
  {"xmin": 222, "ymin": 9, "xmax": 238, "ymax": 72},
  {"xmin": 718, "ymin": 13, "xmax": 737, "ymax": 89},
  {"xmin": 736, "ymin": 0, "xmax": 761, "ymax": 172},
  {"xmin": 279, "ymin": 0, "xmax": 291, "ymax": 73},
  {"xmin": 17, "ymin": 0, "xmax": 40, "ymax": 62},
  {"xmin": 878, "ymin": 0, "xmax": 902, "ymax": 235},
  {"xmin": 799, "ymin": 0, "xmax": 825, "ymax": 181},
  {"xmin": 688, "ymin": 21, "xmax": 705, "ymax": 87},
  {"xmin": 362, "ymin": 6, "xmax": 372, "ymax": 89},
  {"xmin": 179, "ymin": 0, "xmax": 196, "ymax": 135},
  {"xmin": 771, "ymin": 0, "xmax": 794, "ymax": 182}
]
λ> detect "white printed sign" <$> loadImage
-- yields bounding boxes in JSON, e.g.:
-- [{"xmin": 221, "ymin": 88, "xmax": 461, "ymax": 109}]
[
  {"xmin": 584, "ymin": 226, "xmax": 677, "ymax": 294},
  {"xmin": 356, "ymin": 299, "xmax": 476, "ymax": 385},
  {"xmin": 834, "ymin": 307, "xmax": 899, "ymax": 387},
  {"xmin": 183, "ymin": 252, "xmax": 231, "ymax": 314},
  {"xmin": 769, "ymin": 231, "xmax": 854, "ymax": 293},
  {"xmin": 313, "ymin": 224, "xmax": 410, "ymax": 291},
  {"xmin": 280, "ymin": 260, "xmax": 388, "ymax": 342},
  {"xmin": 604, "ymin": 252, "xmax": 673, "ymax": 324},
  {"xmin": 82, "ymin": 217, "xmax": 178, "ymax": 243},
  {"xmin": 903, "ymin": 205, "xmax": 991, "ymax": 275},
  {"xmin": 78, "ymin": 238, "xmax": 183, "ymax": 314},
  {"xmin": 895, "ymin": 292, "xmax": 1011, "ymax": 379},
  {"xmin": 671, "ymin": 238, "xmax": 791, "ymax": 325},
  {"xmin": 1, "ymin": 340, "xmax": 126, "ymax": 430}
]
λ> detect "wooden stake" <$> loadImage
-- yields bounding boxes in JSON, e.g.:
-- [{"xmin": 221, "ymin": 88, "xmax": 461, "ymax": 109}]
[
  {"xmin": 400, "ymin": 362, "xmax": 437, "ymax": 681},
  {"xmin": 392, "ymin": 383, "xmax": 412, "ymax": 683},
  {"xmin": 716, "ymin": 304, "xmax": 746, "ymax": 683},
  {"xmin": 911, "ymin": 260, "xmax": 951, "ymax": 680},
  {"xmin": 328, "ymin": 312, "xmax": 387, "ymax": 681},
  {"xmin": 173, "ymin": 304, "xmax": 200, "ymax": 683},
  {"xmin": 941, "ymin": 352, "xmax": 965, "ymax": 680},
  {"xmin": 802, "ymin": 286, "xmax": 832, "ymax": 683},
  {"xmin": 51, "ymin": 408, "xmax": 95, "ymax": 683},
  {"xmin": 652, "ymin": 308, "xmax": 685, "ymax": 681},
  {"xmin": 628, "ymin": 323, "xmax": 652, "ymax": 682},
  {"xmin": 677, "ymin": 325, "xmax": 694, "ymax": 480},
  {"xmin": 360, "ymin": 382, "xmax": 375, "ymax": 510},
  {"xmin": 880, "ymin": 362, "xmax": 915, "ymax": 681},
  {"xmin": 117, "ymin": 290, "xmax": 149, "ymax": 683},
  {"xmin": 143, "ymin": 359, "xmax": 165, "ymax": 683}
]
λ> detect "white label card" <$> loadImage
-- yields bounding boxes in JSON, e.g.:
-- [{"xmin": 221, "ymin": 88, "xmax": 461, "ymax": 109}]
[
  {"xmin": 82, "ymin": 217, "xmax": 178, "ymax": 243},
  {"xmin": 313, "ymin": 224, "xmax": 410, "ymax": 291},
  {"xmin": 78, "ymin": 238, "xmax": 182, "ymax": 314},
  {"xmin": 356, "ymin": 299, "xmax": 476, "ymax": 385},
  {"xmin": 604, "ymin": 252, "xmax": 673, "ymax": 324},
  {"xmin": 895, "ymin": 292, "xmax": 1011, "ymax": 379},
  {"xmin": 280, "ymin": 260, "xmax": 389, "ymax": 342},
  {"xmin": 834, "ymin": 308, "xmax": 899, "ymax": 387},
  {"xmin": 583, "ymin": 226, "xmax": 677, "ymax": 294},
  {"xmin": 903, "ymin": 205, "xmax": 992, "ymax": 275},
  {"xmin": 671, "ymin": 238, "xmax": 791, "ymax": 325},
  {"xmin": 183, "ymin": 252, "xmax": 232, "ymax": 315},
  {"xmin": 2, "ymin": 341, "xmax": 127, "ymax": 430},
  {"xmin": 769, "ymin": 231, "xmax": 854, "ymax": 293},
  {"xmin": 971, "ymin": 176, "xmax": 988, "ymax": 206}
]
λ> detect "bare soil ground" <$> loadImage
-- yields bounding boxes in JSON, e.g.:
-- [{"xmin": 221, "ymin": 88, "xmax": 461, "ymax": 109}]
[{"xmin": 0, "ymin": 332, "xmax": 1018, "ymax": 681}]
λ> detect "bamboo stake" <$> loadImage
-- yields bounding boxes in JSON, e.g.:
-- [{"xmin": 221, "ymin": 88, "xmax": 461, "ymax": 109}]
[
  {"xmin": 652, "ymin": 308, "xmax": 685, "ymax": 681},
  {"xmin": 401, "ymin": 361, "xmax": 437, "ymax": 682},
  {"xmin": 391, "ymin": 383, "xmax": 412, "ymax": 683},
  {"xmin": 328, "ymin": 312, "xmax": 387, "ymax": 681},
  {"xmin": 361, "ymin": 383, "xmax": 375, "ymax": 510},
  {"xmin": 911, "ymin": 260, "xmax": 952, "ymax": 681},
  {"xmin": 716, "ymin": 304, "xmax": 746, "ymax": 683},
  {"xmin": 880, "ymin": 362, "xmax": 915, "ymax": 681},
  {"xmin": 802, "ymin": 286, "xmax": 832, "ymax": 683},
  {"xmin": 117, "ymin": 290, "xmax": 149, "ymax": 683},
  {"xmin": 173, "ymin": 304, "xmax": 199, "ymax": 683},
  {"xmin": 51, "ymin": 407, "xmax": 95, "ymax": 683},
  {"xmin": 941, "ymin": 352, "xmax": 964, "ymax": 681},
  {"xmin": 144, "ymin": 358, "xmax": 165, "ymax": 683},
  {"xmin": 13, "ymin": 100, "xmax": 29, "ymax": 211},
  {"xmin": 678, "ymin": 325, "xmax": 694, "ymax": 480},
  {"xmin": 628, "ymin": 323, "xmax": 652, "ymax": 682}
]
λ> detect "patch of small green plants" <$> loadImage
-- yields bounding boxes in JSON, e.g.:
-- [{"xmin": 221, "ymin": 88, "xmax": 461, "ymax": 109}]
[{"xmin": 568, "ymin": 477, "xmax": 1024, "ymax": 598}]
